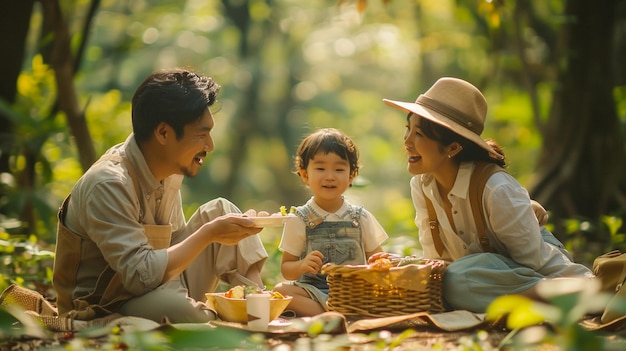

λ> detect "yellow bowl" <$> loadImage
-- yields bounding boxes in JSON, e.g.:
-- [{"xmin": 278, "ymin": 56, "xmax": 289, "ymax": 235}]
[{"xmin": 205, "ymin": 292, "xmax": 293, "ymax": 323}]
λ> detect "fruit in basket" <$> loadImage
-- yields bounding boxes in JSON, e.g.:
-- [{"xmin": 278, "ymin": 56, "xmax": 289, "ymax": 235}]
[{"xmin": 368, "ymin": 257, "xmax": 393, "ymax": 271}]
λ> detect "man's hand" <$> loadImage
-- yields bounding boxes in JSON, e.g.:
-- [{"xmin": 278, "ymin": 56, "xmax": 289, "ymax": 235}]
[
  {"xmin": 164, "ymin": 211, "xmax": 264, "ymax": 283},
  {"xmin": 202, "ymin": 213, "xmax": 263, "ymax": 245}
]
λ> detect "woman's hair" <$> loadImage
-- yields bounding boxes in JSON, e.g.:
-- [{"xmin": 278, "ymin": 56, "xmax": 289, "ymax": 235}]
[
  {"xmin": 294, "ymin": 128, "xmax": 360, "ymax": 179},
  {"xmin": 415, "ymin": 114, "xmax": 506, "ymax": 167},
  {"xmin": 131, "ymin": 68, "xmax": 221, "ymax": 143}
]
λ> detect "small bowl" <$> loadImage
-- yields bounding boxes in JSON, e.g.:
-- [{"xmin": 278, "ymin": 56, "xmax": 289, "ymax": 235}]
[{"xmin": 205, "ymin": 292, "xmax": 293, "ymax": 323}]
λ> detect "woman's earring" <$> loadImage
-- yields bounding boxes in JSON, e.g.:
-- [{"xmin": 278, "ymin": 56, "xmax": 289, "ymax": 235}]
[{"xmin": 448, "ymin": 154, "xmax": 452, "ymax": 159}]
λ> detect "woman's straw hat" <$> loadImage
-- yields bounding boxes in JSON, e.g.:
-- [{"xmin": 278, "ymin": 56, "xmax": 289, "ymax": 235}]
[{"xmin": 383, "ymin": 77, "xmax": 501, "ymax": 159}]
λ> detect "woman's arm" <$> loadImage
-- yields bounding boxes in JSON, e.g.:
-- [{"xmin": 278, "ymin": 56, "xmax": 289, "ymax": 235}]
[{"xmin": 484, "ymin": 175, "xmax": 546, "ymax": 267}]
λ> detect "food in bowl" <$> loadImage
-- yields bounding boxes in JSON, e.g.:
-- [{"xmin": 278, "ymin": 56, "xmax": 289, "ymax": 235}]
[
  {"xmin": 205, "ymin": 286, "xmax": 292, "ymax": 323},
  {"xmin": 224, "ymin": 285, "xmax": 245, "ymax": 299}
]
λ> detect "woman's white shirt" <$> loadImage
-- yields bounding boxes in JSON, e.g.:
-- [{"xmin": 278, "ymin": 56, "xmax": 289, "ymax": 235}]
[{"xmin": 411, "ymin": 162, "xmax": 592, "ymax": 278}]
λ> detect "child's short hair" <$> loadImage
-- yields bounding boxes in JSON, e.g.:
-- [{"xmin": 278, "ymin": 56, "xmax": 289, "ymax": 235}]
[{"xmin": 294, "ymin": 128, "xmax": 360, "ymax": 178}]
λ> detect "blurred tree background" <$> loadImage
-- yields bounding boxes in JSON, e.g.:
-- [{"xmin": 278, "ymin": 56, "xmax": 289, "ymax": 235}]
[{"xmin": 0, "ymin": 0, "xmax": 625, "ymax": 289}]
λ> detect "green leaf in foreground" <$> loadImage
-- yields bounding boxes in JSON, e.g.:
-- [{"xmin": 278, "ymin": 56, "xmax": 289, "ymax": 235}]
[
  {"xmin": 485, "ymin": 295, "xmax": 548, "ymax": 330},
  {"xmin": 167, "ymin": 327, "xmax": 251, "ymax": 350}
]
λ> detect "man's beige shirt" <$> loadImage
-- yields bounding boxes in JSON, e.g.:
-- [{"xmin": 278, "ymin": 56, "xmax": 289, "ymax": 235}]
[{"xmin": 65, "ymin": 134, "xmax": 184, "ymax": 297}]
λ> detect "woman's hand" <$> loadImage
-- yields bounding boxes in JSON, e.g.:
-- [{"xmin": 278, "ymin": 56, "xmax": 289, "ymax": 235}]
[
  {"xmin": 367, "ymin": 252, "xmax": 401, "ymax": 264},
  {"xmin": 530, "ymin": 200, "xmax": 549, "ymax": 226}
]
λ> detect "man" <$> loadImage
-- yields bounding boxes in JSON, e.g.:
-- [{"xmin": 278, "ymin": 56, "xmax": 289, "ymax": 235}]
[{"xmin": 52, "ymin": 68, "xmax": 267, "ymax": 323}]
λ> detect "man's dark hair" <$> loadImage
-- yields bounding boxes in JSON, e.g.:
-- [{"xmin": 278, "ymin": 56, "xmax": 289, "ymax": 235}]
[{"xmin": 131, "ymin": 68, "xmax": 221, "ymax": 143}]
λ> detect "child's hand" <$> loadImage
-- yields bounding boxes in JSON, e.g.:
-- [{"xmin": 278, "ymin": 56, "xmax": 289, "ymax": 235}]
[
  {"xmin": 300, "ymin": 250, "xmax": 324, "ymax": 275},
  {"xmin": 530, "ymin": 200, "xmax": 549, "ymax": 226}
]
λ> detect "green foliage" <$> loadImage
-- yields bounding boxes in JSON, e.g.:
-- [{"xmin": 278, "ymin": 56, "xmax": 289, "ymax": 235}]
[
  {"xmin": 556, "ymin": 215, "xmax": 626, "ymax": 266},
  {"xmin": 486, "ymin": 295, "xmax": 548, "ymax": 330},
  {"xmin": 0, "ymin": 229, "xmax": 55, "ymax": 292},
  {"xmin": 455, "ymin": 330, "xmax": 497, "ymax": 351},
  {"xmin": 485, "ymin": 279, "xmax": 608, "ymax": 351},
  {"xmin": 0, "ymin": 304, "xmax": 263, "ymax": 350},
  {"xmin": 602, "ymin": 215, "xmax": 626, "ymax": 246},
  {"xmin": 0, "ymin": 306, "xmax": 50, "ymax": 340},
  {"xmin": 164, "ymin": 327, "xmax": 252, "ymax": 350},
  {"xmin": 383, "ymin": 329, "xmax": 417, "ymax": 349},
  {"xmin": 0, "ymin": 55, "xmax": 70, "ymax": 240},
  {"xmin": 1, "ymin": 1, "xmax": 624, "ymax": 348},
  {"xmin": 5, "ymin": 0, "xmax": 620, "ymax": 255}
]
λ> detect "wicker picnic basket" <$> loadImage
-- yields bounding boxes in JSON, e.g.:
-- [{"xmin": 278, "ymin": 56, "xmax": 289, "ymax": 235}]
[{"xmin": 322, "ymin": 258, "xmax": 446, "ymax": 318}]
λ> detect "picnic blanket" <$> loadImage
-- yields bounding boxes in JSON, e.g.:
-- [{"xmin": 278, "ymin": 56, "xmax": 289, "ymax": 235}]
[
  {"xmin": 347, "ymin": 310, "xmax": 487, "ymax": 333},
  {"xmin": 2, "ymin": 283, "xmax": 624, "ymax": 335}
]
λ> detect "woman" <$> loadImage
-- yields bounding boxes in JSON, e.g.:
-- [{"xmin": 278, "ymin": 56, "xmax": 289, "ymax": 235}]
[{"xmin": 373, "ymin": 77, "xmax": 593, "ymax": 313}]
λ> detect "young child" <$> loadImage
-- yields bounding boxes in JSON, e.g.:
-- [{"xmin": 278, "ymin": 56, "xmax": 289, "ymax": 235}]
[{"xmin": 274, "ymin": 128, "xmax": 389, "ymax": 316}]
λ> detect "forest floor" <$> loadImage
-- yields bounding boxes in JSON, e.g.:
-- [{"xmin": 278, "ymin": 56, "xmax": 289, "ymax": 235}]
[
  {"xmin": 0, "ymin": 326, "xmax": 511, "ymax": 351},
  {"xmin": 2, "ymin": 312, "xmax": 626, "ymax": 351}
]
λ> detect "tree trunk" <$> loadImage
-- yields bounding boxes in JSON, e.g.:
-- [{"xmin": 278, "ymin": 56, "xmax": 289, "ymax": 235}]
[
  {"xmin": 531, "ymin": 0, "xmax": 626, "ymax": 241},
  {"xmin": 0, "ymin": 0, "xmax": 100, "ymax": 233},
  {"xmin": 41, "ymin": 0, "xmax": 97, "ymax": 170},
  {"xmin": 0, "ymin": 1, "xmax": 35, "ymax": 173}
]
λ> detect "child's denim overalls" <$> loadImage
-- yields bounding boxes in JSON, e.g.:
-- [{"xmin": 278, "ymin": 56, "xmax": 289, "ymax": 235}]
[{"xmin": 294, "ymin": 203, "xmax": 366, "ymax": 294}]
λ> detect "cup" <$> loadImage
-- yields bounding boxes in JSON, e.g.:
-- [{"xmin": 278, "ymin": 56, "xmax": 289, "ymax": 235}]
[{"xmin": 246, "ymin": 293, "xmax": 270, "ymax": 331}]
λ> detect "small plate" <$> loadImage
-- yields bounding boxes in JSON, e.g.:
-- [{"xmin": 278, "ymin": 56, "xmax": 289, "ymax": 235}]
[{"xmin": 250, "ymin": 214, "xmax": 296, "ymax": 227}]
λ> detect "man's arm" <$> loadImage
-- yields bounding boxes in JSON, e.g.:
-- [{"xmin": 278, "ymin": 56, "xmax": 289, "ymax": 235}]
[{"xmin": 163, "ymin": 214, "xmax": 262, "ymax": 283}]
